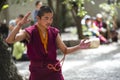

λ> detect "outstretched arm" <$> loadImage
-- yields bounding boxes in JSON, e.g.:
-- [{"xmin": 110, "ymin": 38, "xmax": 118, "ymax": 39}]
[
  {"xmin": 56, "ymin": 33, "xmax": 90, "ymax": 55},
  {"xmin": 6, "ymin": 12, "xmax": 31, "ymax": 44}
]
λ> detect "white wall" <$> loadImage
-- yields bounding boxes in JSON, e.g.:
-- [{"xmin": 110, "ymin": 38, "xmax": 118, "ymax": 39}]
[
  {"xmin": 8, "ymin": 0, "xmax": 47, "ymax": 20},
  {"xmin": 84, "ymin": 0, "xmax": 106, "ymax": 17}
]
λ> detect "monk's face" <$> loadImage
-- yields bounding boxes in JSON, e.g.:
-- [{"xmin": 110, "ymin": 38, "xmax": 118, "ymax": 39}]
[{"xmin": 37, "ymin": 12, "xmax": 53, "ymax": 29}]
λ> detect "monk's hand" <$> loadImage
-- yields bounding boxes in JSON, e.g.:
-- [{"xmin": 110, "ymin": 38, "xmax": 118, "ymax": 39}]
[
  {"xmin": 79, "ymin": 39, "xmax": 90, "ymax": 49},
  {"xmin": 18, "ymin": 12, "xmax": 31, "ymax": 26}
]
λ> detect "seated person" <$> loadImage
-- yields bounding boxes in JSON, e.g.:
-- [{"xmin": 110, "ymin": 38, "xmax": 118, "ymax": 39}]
[{"xmin": 12, "ymin": 41, "xmax": 29, "ymax": 61}]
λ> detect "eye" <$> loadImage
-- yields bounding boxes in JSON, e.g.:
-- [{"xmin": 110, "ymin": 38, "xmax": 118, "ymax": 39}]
[{"xmin": 43, "ymin": 17, "xmax": 49, "ymax": 20}]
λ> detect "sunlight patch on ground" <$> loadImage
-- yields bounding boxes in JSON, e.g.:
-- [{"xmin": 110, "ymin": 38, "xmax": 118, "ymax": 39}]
[
  {"xmin": 16, "ymin": 61, "xmax": 30, "ymax": 79},
  {"xmin": 92, "ymin": 60, "xmax": 120, "ymax": 70},
  {"xmin": 62, "ymin": 60, "xmax": 88, "ymax": 72},
  {"xmin": 113, "ymin": 53, "xmax": 120, "ymax": 59},
  {"xmin": 81, "ymin": 44, "xmax": 118, "ymax": 56}
]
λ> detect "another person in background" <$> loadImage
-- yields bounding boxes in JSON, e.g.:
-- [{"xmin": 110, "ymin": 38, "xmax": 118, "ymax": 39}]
[
  {"xmin": 82, "ymin": 17, "xmax": 108, "ymax": 44},
  {"xmin": 93, "ymin": 13, "xmax": 107, "ymax": 36},
  {"xmin": 8, "ymin": 14, "xmax": 24, "ymax": 54},
  {"xmin": 106, "ymin": 19, "xmax": 118, "ymax": 42},
  {"xmin": 93, "ymin": 13, "xmax": 108, "ymax": 44},
  {"xmin": 8, "ymin": 14, "xmax": 28, "ymax": 61},
  {"xmin": 12, "ymin": 41, "xmax": 29, "ymax": 61},
  {"xmin": 32, "ymin": 1, "xmax": 42, "ymax": 23},
  {"xmin": 9, "ymin": 14, "xmax": 24, "ymax": 32},
  {"xmin": 82, "ymin": 17, "xmax": 93, "ymax": 38},
  {"xmin": 6, "ymin": 6, "xmax": 90, "ymax": 80}
]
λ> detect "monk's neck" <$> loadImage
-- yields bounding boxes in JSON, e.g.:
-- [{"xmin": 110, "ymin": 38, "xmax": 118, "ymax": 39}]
[
  {"xmin": 37, "ymin": 24, "xmax": 47, "ymax": 32},
  {"xmin": 37, "ymin": 24, "xmax": 48, "ymax": 37}
]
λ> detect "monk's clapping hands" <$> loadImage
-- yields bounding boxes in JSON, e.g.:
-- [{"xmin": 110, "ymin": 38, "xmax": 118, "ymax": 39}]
[{"xmin": 79, "ymin": 39, "xmax": 90, "ymax": 49}]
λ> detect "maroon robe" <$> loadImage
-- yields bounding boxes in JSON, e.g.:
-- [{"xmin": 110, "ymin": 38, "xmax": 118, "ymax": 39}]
[{"xmin": 25, "ymin": 25, "xmax": 64, "ymax": 80}]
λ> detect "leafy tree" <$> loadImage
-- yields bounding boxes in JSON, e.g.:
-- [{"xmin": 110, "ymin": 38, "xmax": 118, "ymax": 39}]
[
  {"xmin": 99, "ymin": 0, "xmax": 120, "ymax": 39},
  {"xmin": 64, "ymin": 0, "xmax": 120, "ymax": 39},
  {"xmin": 99, "ymin": 0, "xmax": 120, "ymax": 29},
  {"xmin": 63, "ymin": 0, "xmax": 88, "ymax": 39}
]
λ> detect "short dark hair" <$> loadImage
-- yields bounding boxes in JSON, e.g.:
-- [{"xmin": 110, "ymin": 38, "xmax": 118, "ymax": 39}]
[
  {"xmin": 18, "ymin": 14, "xmax": 24, "ymax": 18},
  {"xmin": 86, "ymin": 18, "xmax": 91, "ymax": 21},
  {"xmin": 35, "ymin": 1, "xmax": 41, "ymax": 6},
  {"xmin": 37, "ymin": 6, "xmax": 53, "ymax": 18}
]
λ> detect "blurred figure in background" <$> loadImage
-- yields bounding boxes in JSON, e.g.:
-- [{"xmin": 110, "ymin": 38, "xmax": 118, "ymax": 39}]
[
  {"xmin": 82, "ymin": 16, "xmax": 93, "ymax": 38},
  {"xmin": 32, "ymin": 1, "xmax": 42, "ymax": 23},
  {"xmin": 8, "ymin": 14, "xmax": 29, "ymax": 61},
  {"xmin": 9, "ymin": 14, "xmax": 24, "ymax": 32},
  {"xmin": 82, "ymin": 18, "xmax": 93, "ymax": 38},
  {"xmin": 12, "ymin": 41, "xmax": 29, "ymax": 61},
  {"xmin": 82, "ymin": 14, "xmax": 108, "ymax": 44},
  {"xmin": 92, "ymin": 13, "xmax": 108, "ymax": 44},
  {"xmin": 106, "ymin": 18, "xmax": 118, "ymax": 42},
  {"xmin": 8, "ymin": 14, "xmax": 24, "ymax": 55}
]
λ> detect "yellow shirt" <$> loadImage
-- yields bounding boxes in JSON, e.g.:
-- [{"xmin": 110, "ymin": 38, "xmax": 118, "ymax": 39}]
[{"xmin": 37, "ymin": 27, "xmax": 48, "ymax": 54}]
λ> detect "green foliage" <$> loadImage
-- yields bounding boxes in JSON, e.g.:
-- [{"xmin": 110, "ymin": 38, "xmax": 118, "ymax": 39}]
[
  {"xmin": 63, "ymin": 0, "xmax": 93, "ymax": 17},
  {"xmin": 2, "ymin": 4, "xmax": 9, "ymax": 10},
  {"xmin": 99, "ymin": 3, "xmax": 118, "ymax": 17},
  {"xmin": 13, "ymin": 42, "xmax": 26, "ymax": 60},
  {"xmin": 99, "ymin": 1, "xmax": 120, "ymax": 29},
  {"xmin": 0, "ymin": 0, "xmax": 7, "ymax": 11}
]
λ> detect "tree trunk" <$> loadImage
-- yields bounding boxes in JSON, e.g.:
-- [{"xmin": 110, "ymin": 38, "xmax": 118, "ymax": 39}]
[
  {"xmin": 60, "ymin": 3, "xmax": 67, "ymax": 32},
  {"xmin": 0, "ymin": 1, "xmax": 23, "ymax": 79},
  {"xmin": 55, "ymin": 0, "xmax": 60, "ymax": 27},
  {"xmin": 47, "ymin": 0, "xmax": 67, "ymax": 32},
  {"xmin": 71, "ymin": 9, "xmax": 84, "ymax": 39},
  {"xmin": 0, "ymin": 38, "xmax": 23, "ymax": 80},
  {"xmin": 47, "ymin": 0, "xmax": 60, "ymax": 28},
  {"xmin": 47, "ymin": 0, "xmax": 54, "ymax": 11},
  {"xmin": 0, "ymin": 23, "xmax": 23, "ymax": 80}
]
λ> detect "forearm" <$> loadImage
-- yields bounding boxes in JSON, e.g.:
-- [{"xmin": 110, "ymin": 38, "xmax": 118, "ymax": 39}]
[
  {"xmin": 56, "ymin": 34, "xmax": 90, "ymax": 55},
  {"xmin": 6, "ymin": 24, "xmax": 22, "ymax": 43},
  {"xmin": 56, "ymin": 34, "xmax": 81, "ymax": 55},
  {"xmin": 9, "ymin": 26, "xmax": 14, "ymax": 32},
  {"xmin": 65, "ymin": 45, "xmax": 80, "ymax": 55}
]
